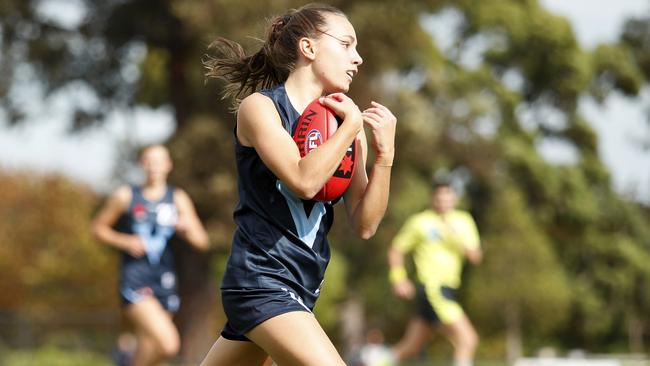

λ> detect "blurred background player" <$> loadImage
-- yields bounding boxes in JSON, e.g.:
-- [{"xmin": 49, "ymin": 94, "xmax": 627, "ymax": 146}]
[
  {"xmin": 351, "ymin": 328, "xmax": 394, "ymax": 366},
  {"xmin": 92, "ymin": 144, "xmax": 209, "ymax": 366},
  {"xmin": 387, "ymin": 176, "xmax": 482, "ymax": 366}
]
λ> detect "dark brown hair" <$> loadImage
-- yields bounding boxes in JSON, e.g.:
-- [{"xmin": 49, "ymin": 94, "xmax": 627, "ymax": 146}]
[{"xmin": 203, "ymin": 3, "xmax": 346, "ymax": 108}]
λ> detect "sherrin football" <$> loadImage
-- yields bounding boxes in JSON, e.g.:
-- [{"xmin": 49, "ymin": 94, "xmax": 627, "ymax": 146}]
[{"xmin": 293, "ymin": 98, "xmax": 357, "ymax": 202}]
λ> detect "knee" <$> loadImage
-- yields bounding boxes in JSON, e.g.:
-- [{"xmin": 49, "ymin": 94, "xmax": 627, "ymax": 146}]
[
  {"xmin": 394, "ymin": 340, "xmax": 423, "ymax": 361},
  {"xmin": 462, "ymin": 329, "xmax": 479, "ymax": 351},
  {"xmin": 402, "ymin": 341, "xmax": 422, "ymax": 356}
]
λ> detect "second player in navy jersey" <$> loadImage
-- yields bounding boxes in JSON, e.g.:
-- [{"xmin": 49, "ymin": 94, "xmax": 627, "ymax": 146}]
[
  {"xmin": 92, "ymin": 144, "xmax": 209, "ymax": 366},
  {"xmin": 201, "ymin": 3, "xmax": 397, "ymax": 366}
]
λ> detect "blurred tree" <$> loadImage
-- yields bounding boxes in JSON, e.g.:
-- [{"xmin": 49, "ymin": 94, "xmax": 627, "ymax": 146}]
[
  {"xmin": 0, "ymin": 171, "xmax": 117, "ymax": 347},
  {"xmin": 465, "ymin": 181, "xmax": 571, "ymax": 362},
  {"xmin": 620, "ymin": 14, "xmax": 650, "ymax": 153}
]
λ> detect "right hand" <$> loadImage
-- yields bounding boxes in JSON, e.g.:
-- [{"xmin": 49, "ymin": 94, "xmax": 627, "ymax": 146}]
[
  {"xmin": 362, "ymin": 101, "xmax": 396, "ymax": 164},
  {"xmin": 392, "ymin": 279, "xmax": 415, "ymax": 300},
  {"xmin": 123, "ymin": 235, "xmax": 146, "ymax": 257},
  {"xmin": 319, "ymin": 93, "xmax": 363, "ymax": 133}
]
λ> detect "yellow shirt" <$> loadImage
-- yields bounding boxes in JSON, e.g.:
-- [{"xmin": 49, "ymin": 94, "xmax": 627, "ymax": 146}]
[{"xmin": 391, "ymin": 209, "xmax": 480, "ymax": 288}]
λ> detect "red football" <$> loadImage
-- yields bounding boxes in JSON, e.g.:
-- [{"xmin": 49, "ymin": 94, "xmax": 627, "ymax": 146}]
[{"xmin": 293, "ymin": 98, "xmax": 357, "ymax": 202}]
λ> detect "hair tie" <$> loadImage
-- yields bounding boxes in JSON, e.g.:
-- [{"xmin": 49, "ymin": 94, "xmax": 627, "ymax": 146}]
[{"xmin": 281, "ymin": 14, "xmax": 292, "ymax": 26}]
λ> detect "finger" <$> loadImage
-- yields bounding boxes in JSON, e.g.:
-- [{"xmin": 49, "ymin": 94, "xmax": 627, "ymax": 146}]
[
  {"xmin": 371, "ymin": 102, "xmax": 396, "ymax": 120},
  {"xmin": 370, "ymin": 101, "xmax": 391, "ymax": 114},
  {"xmin": 323, "ymin": 93, "xmax": 347, "ymax": 103},
  {"xmin": 364, "ymin": 107, "xmax": 388, "ymax": 118},
  {"xmin": 361, "ymin": 111, "xmax": 381, "ymax": 119},
  {"xmin": 320, "ymin": 97, "xmax": 347, "ymax": 117},
  {"xmin": 362, "ymin": 112, "xmax": 383, "ymax": 125},
  {"xmin": 362, "ymin": 116, "xmax": 380, "ymax": 129}
]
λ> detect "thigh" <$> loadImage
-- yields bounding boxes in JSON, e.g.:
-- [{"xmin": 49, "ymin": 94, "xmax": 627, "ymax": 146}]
[
  {"xmin": 424, "ymin": 285, "xmax": 464, "ymax": 325},
  {"xmin": 124, "ymin": 296, "xmax": 178, "ymax": 346},
  {"xmin": 246, "ymin": 311, "xmax": 345, "ymax": 366},
  {"xmin": 441, "ymin": 314, "xmax": 477, "ymax": 345},
  {"xmin": 402, "ymin": 318, "xmax": 434, "ymax": 346},
  {"xmin": 200, "ymin": 336, "xmax": 269, "ymax": 366}
]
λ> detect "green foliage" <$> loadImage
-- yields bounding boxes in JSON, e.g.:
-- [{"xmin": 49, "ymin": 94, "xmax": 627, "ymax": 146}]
[
  {"xmin": 1, "ymin": 346, "xmax": 112, "ymax": 366},
  {"xmin": 591, "ymin": 44, "xmax": 643, "ymax": 99},
  {"xmin": 457, "ymin": 0, "xmax": 590, "ymax": 107},
  {"xmin": 314, "ymin": 248, "xmax": 349, "ymax": 334},
  {"xmin": 622, "ymin": 16, "xmax": 650, "ymax": 80},
  {"xmin": 465, "ymin": 184, "xmax": 571, "ymax": 336},
  {"xmin": 137, "ymin": 47, "xmax": 171, "ymax": 107}
]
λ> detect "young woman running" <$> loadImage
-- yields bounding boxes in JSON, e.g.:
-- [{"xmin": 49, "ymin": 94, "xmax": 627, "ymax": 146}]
[{"xmin": 201, "ymin": 4, "xmax": 396, "ymax": 365}]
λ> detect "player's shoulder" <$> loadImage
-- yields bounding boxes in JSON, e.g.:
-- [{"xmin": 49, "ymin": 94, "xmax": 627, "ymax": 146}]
[
  {"xmin": 103, "ymin": 184, "xmax": 133, "ymax": 212},
  {"xmin": 237, "ymin": 92, "xmax": 280, "ymax": 129},
  {"xmin": 407, "ymin": 210, "xmax": 436, "ymax": 225},
  {"xmin": 172, "ymin": 187, "xmax": 191, "ymax": 202},
  {"xmin": 112, "ymin": 184, "xmax": 134, "ymax": 202},
  {"xmin": 451, "ymin": 209, "xmax": 475, "ymax": 222},
  {"xmin": 239, "ymin": 92, "xmax": 276, "ymax": 116}
]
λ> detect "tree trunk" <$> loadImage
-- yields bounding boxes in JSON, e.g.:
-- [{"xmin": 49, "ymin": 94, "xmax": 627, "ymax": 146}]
[
  {"xmin": 339, "ymin": 295, "xmax": 366, "ymax": 358},
  {"xmin": 627, "ymin": 313, "xmax": 645, "ymax": 354},
  {"xmin": 505, "ymin": 304, "xmax": 522, "ymax": 365},
  {"xmin": 172, "ymin": 239, "xmax": 221, "ymax": 364}
]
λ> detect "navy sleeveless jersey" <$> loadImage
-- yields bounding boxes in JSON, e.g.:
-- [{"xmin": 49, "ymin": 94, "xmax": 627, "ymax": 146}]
[
  {"xmin": 116, "ymin": 185, "xmax": 180, "ymax": 312},
  {"xmin": 222, "ymin": 84, "xmax": 335, "ymax": 312}
]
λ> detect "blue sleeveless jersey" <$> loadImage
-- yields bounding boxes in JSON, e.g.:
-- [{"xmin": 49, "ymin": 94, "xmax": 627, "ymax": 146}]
[
  {"xmin": 222, "ymin": 84, "xmax": 334, "ymax": 314},
  {"xmin": 116, "ymin": 185, "xmax": 180, "ymax": 312}
]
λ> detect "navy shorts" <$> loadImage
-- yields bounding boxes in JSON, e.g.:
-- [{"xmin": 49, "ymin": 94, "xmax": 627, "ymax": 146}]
[
  {"xmin": 120, "ymin": 269, "xmax": 180, "ymax": 313},
  {"xmin": 220, "ymin": 287, "xmax": 312, "ymax": 341}
]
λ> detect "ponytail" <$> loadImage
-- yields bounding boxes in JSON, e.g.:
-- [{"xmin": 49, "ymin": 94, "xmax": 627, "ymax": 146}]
[{"xmin": 204, "ymin": 3, "xmax": 346, "ymax": 109}]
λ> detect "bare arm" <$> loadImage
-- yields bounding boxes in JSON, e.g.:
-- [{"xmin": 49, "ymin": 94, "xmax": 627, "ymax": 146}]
[
  {"xmin": 174, "ymin": 189, "xmax": 209, "ymax": 251},
  {"xmin": 237, "ymin": 93, "xmax": 363, "ymax": 200},
  {"xmin": 388, "ymin": 246, "xmax": 415, "ymax": 299},
  {"xmin": 91, "ymin": 185, "xmax": 146, "ymax": 257},
  {"xmin": 466, "ymin": 248, "xmax": 483, "ymax": 265},
  {"xmin": 342, "ymin": 101, "xmax": 397, "ymax": 239}
]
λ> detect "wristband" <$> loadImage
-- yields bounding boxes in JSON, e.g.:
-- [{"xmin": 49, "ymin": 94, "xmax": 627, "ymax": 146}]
[{"xmin": 389, "ymin": 266, "xmax": 408, "ymax": 284}]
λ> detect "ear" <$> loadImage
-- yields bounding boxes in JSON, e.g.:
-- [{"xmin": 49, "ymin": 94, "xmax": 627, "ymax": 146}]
[{"xmin": 298, "ymin": 36, "xmax": 317, "ymax": 61}]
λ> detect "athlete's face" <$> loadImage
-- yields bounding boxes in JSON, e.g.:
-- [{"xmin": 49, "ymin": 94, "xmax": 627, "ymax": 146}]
[
  {"xmin": 139, "ymin": 145, "xmax": 172, "ymax": 183},
  {"xmin": 432, "ymin": 186, "xmax": 457, "ymax": 215},
  {"xmin": 313, "ymin": 14, "xmax": 363, "ymax": 93}
]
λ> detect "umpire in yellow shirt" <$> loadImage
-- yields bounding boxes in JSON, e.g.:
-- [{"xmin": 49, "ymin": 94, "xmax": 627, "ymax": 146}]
[{"xmin": 387, "ymin": 176, "xmax": 482, "ymax": 366}]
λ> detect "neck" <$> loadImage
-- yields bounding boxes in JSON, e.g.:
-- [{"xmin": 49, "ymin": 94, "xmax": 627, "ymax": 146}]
[
  {"xmin": 284, "ymin": 67, "xmax": 325, "ymax": 114},
  {"xmin": 434, "ymin": 208, "xmax": 450, "ymax": 216},
  {"xmin": 143, "ymin": 178, "xmax": 166, "ymax": 190}
]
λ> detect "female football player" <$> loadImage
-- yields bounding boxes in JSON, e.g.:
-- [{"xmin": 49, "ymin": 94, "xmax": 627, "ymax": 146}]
[
  {"xmin": 92, "ymin": 144, "xmax": 209, "ymax": 366},
  {"xmin": 201, "ymin": 3, "xmax": 396, "ymax": 365}
]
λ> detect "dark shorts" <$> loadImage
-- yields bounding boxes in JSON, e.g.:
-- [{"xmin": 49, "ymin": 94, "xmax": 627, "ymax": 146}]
[
  {"xmin": 120, "ymin": 269, "xmax": 180, "ymax": 313},
  {"xmin": 220, "ymin": 287, "xmax": 313, "ymax": 341},
  {"xmin": 416, "ymin": 284, "xmax": 462, "ymax": 324}
]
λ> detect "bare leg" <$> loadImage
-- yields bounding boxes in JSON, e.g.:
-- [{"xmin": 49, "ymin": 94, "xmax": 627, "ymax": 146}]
[
  {"xmin": 392, "ymin": 318, "xmax": 433, "ymax": 363},
  {"xmin": 130, "ymin": 335, "xmax": 159, "ymax": 366},
  {"xmin": 125, "ymin": 297, "xmax": 180, "ymax": 366},
  {"xmin": 440, "ymin": 315, "xmax": 479, "ymax": 365},
  {"xmin": 247, "ymin": 311, "xmax": 346, "ymax": 366},
  {"xmin": 200, "ymin": 336, "xmax": 269, "ymax": 366}
]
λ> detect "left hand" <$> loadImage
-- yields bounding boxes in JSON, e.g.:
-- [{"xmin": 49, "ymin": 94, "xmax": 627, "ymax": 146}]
[{"xmin": 362, "ymin": 101, "xmax": 396, "ymax": 166}]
